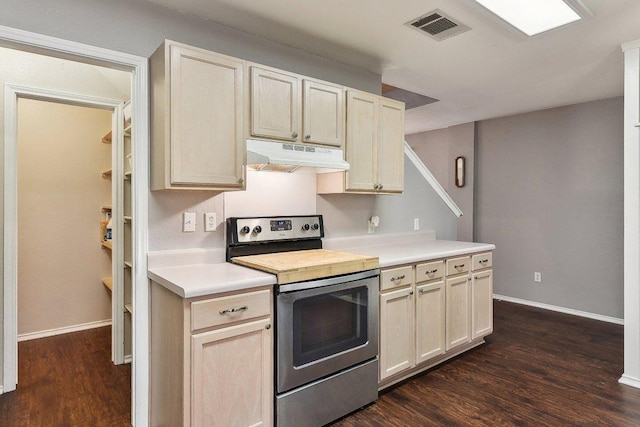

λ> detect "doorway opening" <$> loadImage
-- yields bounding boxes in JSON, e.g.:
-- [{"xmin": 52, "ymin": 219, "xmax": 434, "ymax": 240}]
[{"xmin": 0, "ymin": 25, "xmax": 149, "ymax": 426}]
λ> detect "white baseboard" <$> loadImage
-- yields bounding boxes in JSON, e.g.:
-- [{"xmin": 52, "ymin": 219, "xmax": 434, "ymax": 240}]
[
  {"xmin": 619, "ymin": 374, "xmax": 640, "ymax": 389},
  {"xmin": 493, "ymin": 294, "xmax": 624, "ymax": 325},
  {"xmin": 17, "ymin": 319, "xmax": 112, "ymax": 342}
]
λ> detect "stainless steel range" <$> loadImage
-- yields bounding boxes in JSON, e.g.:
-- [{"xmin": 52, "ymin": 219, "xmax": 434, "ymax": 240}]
[{"xmin": 227, "ymin": 215, "xmax": 380, "ymax": 427}]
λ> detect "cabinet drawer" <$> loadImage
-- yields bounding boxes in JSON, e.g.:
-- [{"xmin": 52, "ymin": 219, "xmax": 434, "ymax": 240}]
[
  {"xmin": 472, "ymin": 252, "xmax": 492, "ymax": 271},
  {"xmin": 380, "ymin": 266, "xmax": 414, "ymax": 291},
  {"xmin": 446, "ymin": 256, "xmax": 470, "ymax": 276},
  {"xmin": 415, "ymin": 260, "xmax": 444, "ymax": 283},
  {"xmin": 191, "ymin": 289, "xmax": 271, "ymax": 331}
]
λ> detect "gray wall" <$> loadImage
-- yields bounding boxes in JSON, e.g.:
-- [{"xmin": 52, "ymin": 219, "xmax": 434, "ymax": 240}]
[
  {"xmin": 475, "ymin": 97, "xmax": 624, "ymax": 318},
  {"xmin": 406, "ymin": 123, "xmax": 475, "ymax": 241},
  {"xmin": 317, "ymin": 157, "xmax": 458, "ymax": 240}
]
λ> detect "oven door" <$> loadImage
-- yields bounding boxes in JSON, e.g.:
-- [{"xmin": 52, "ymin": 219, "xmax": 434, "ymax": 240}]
[{"xmin": 276, "ymin": 269, "xmax": 379, "ymax": 393}]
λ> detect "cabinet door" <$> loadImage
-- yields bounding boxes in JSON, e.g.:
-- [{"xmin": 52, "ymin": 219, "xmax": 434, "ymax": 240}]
[
  {"xmin": 472, "ymin": 270, "xmax": 494, "ymax": 339},
  {"xmin": 302, "ymin": 80, "xmax": 344, "ymax": 147},
  {"xmin": 376, "ymin": 98, "xmax": 405, "ymax": 193},
  {"xmin": 379, "ymin": 287, "xmax": 414, "ymax": 380},
  {"xmin": 170, "ymin": 44, "xmax": 244, "ymax": 187},
  {"xmin": 415, "ymin": 281, "xmax": 446, "ymax": 364},
  {"xmin": 445, "ymin": 275, "xmax": 471, "ymax": 351},
  {"xmin": 345, "ymin": 90, "xmax": 377, "ymax": 191},
  {"xmin": 191, "ymin": 318, "xmax": 273, "ymax": 427},
  {"xmin": 251, "ymin": 67, "xmax": 300, "ymax": 141}
]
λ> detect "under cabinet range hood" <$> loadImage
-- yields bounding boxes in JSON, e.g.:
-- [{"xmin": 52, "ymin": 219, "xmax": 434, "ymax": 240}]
[{"xmin": 246, "ymin": 139, "xmax": 350, "ymax": 173}]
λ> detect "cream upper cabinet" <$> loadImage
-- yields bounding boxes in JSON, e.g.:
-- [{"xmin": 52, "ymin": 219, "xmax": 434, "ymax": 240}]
[
  {"xmin": 150, "ymin": 40, "xmax": 245, "ymax": 191},
  {"xmin": 303, "ymin": 79, "xmax": 344, "ymax": 147},
  {"xmin": 376, "ymin": 98, "xmax": 405, "ymax": 193},
  {"xmin": 250, "ymin": 66, "xmax": 345, "ymax": 147},
  {"xmin": 345, "ymin": 90, "xmax": 377, "ymax": 191},
  {"xmin": 318, "ymin": 89, "xmax": 405, "ymax": 194},
  {"xmin": 250, "ymin": 67, "xmax": 300, "ymax": 142}
]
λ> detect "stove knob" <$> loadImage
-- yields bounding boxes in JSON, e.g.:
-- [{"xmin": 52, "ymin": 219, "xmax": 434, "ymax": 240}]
[
  {"xmin": 240, "ymin": 226, "xmax": 250, "ymax": 234},
  {"xmin": 312, "ymin": 223, "xmax": 320, "ymax": 230},
  {"xmin": 253, "ymin": 225, "xmax": 262, "ymax": 234},
  {"xmin": 302, "ymin": 224, "xmax": 310, "ymax": 231}
]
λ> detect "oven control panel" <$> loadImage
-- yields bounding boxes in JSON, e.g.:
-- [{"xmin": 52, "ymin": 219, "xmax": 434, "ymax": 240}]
[{"xmin": 228, "ymin": 215, "xmax": 323, "ymax": 244}]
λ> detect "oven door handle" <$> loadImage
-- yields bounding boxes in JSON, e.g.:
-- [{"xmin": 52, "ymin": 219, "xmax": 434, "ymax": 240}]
[{"xmin": 278, "ymin": 268, "xmax": 380, "ymax": 293}]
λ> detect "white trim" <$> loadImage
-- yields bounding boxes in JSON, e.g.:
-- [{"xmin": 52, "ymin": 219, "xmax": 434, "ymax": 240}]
[
  {"xmin": 619, "ymin": 374, "xmax": 640, "ymax": 388},
  {"xmin": 622, "ymin": 39, "xmax": 640, "ymax": 52},
  {"xmin": 622, "ymin": 43, "xmax": 640, "ymax": 390},
  {"xmin": 18, "ymin": 320, "xmax": 112, "ymax": 342},
  {"xmin": 493, "ymin": 294, "xmax": 624, "ymax": 325},
  {"xmin": 404, "ymin": 141, "xmax": 463, "ymax": 217},
  {"xmin": 0, "ymin": 25, "xmax": 149, "ymax": 427}
]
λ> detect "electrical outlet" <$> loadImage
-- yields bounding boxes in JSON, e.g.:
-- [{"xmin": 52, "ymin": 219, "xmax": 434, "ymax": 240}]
[
  {"xmin": 414, "ymin": 218, "xmax": 420, "ymax": 231},
  {"xmin": 204, "ymin": 213, "xmax": 217, "ymax": 232},
  {"xmin": 183, "ymin": 212, "xmax": 196, "ymax": 232},
  {"xmin": 534, "ymin": 272, "xmax": 542, "ymax": 283}
]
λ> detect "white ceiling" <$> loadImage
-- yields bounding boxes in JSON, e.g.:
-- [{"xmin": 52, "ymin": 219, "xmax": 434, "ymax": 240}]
[{"xmin": 145, "ymin": 0, "xmax": 640, "ymax": 134}]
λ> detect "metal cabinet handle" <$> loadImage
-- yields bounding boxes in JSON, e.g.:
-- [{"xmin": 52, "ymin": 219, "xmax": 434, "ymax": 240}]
[
  {"xmin": 426, "ymin": 269, "xmax": 438, "ymax": 275},
  {"xmin": 219, "ymin": 305, "xmax": 248, "ymax": 315},
  {"xmin": 474, "ymin": 276, "xmax": 479, "ymax": 280},
  {"xmin": 390, "ymin": 275, "xmax": 406, "ymax": 282},
  {"xmin": 419, "ymin": 288, "xmax": 427, "ymax": 294},
  {"xmin": 479, "ymin": 259, "xmax": 489, "ymax": 264},
  {"xmin": 378, "ymin": 184, "xmax": 384, "ymax": 190},
  {"xmin": 409, "ymin": 290, "xmax": 414, "ymax": 295},
  {"xmin": 292, "ymin": 132, "xmax": 298, "ymax": 138},
  {"xmin": 265, "ymin": 323, "xmax": 271, "ymax": 330},
  {"xmin": 305, "ymin": 134, "xmax": 311, "ymax": 139},
  {"xmin": 455, "ymin": 264, "xmax": 465, "ymax": 269},
  {"xmin": 238, "ymin": 177, "xmax": 244, "ymax": 184}
]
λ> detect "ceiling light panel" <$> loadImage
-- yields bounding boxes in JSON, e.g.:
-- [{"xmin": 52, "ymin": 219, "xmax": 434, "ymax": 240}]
[{"xmin": 472, "ymin": 0, "xmax": 584, "ymax": 36}]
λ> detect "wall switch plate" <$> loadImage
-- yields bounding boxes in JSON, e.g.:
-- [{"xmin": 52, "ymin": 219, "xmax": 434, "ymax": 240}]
[
  {"xmin": 204, "ymin": 213, "xmax": 217, "ymax": 232},
  {"xmin": 414, "ymin": 218, "xmax": 420, "ymax": 230},
  {"xmin": 183, "ymin": 212, "xmax": 196, "ymax": 232},
  {"xmin": 534, "ymin": 272, "xmax": 542, "ymax": 283}
]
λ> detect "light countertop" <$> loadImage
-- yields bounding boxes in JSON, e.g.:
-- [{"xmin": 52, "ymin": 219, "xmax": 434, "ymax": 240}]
[
  {"xmin": 148, "ymin": 262, "xmax": 276, "ymax": 298},
  {"xmin": 148, "ymin": 232, "xmax": 494, "ymax": 298}
]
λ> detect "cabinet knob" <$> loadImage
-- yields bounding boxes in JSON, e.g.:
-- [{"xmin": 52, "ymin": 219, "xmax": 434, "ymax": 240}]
[
  {"xmin": 374, "ymin": 184, "xmax": 380, "ymax": 190},
  {"xmin": 265, "ymin": 324, "xmax": 271, "ymax": 330},
  {"xmin": 409, "ymin": 290, "xmax": 414, "ymax": 295},
  {"xmin": 238, "ymin": 177, "xmax": 244, "ymax": 184},
  {"xmin": 292, "ymin": 132, "xmax": 298, "ymax": 138},
  {"xmin": 378, "ymin": 184, "xmax": 384, "ymax": 191},
  {"xmin": 305, "ymin": 134, "xmax": 311, "ymax": 140}
]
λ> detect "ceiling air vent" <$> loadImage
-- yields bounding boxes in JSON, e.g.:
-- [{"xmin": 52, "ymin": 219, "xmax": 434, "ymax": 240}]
[{"xmin": 406, "ymin": 9, "xmax": 470, "ymax": 41}]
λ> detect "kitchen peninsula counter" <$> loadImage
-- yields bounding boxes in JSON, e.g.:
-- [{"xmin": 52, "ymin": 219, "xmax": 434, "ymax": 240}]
[{"xmin": 323, "ymin": 231, "xmax": 495, "ymax": 267}]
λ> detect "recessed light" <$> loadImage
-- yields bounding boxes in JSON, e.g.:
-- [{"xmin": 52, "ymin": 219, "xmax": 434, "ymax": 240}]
[{"xmin": 471, "ymin": 0, "xmax": 587, "ymax": 36}]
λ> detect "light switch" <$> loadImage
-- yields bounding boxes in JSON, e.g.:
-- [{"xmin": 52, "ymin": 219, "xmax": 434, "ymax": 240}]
[
  {"xmin": 205, "ymin": 213, "xmax": 217, "ymax": 232},
  {"xmin": 183, "ymin": 212, "xmax": 196, "ymax": 232}
]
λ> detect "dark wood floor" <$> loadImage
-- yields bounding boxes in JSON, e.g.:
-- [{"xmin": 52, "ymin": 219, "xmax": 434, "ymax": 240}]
[
  {"xmin": 0, "ymin": 326, "xmax": 131, "ymax": 427},
  {"xmin": 2, "ymin": 302, "xmax": 639, "ymax": 426},
  {"xmin": 332, "ymin": 300, "xmax": 640, "ymax": 426}
]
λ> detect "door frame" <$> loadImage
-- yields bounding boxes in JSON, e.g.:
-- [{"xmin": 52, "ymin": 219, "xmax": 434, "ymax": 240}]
[
  {"xmin": 6, "ymin": 86, "xmax": 126, "ymax": 362},
  {"xmin": 0, "ymin": 25, "xmax": 149, "ymax": 426}
]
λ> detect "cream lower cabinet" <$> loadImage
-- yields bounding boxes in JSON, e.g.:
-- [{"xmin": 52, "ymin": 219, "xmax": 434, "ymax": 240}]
[
  {"xmin": 379, "ymin": 286, "xmax": 414, "ymax": 380},
  {"xmin": 379, "ymin": 252, "xmax": 493, "ymax": 388},
  {"xmin": 150, "ymin": 40, "xmax": 245, "ymax": 191},
  {"xmin": 471, "ymin": 252, "xmax": 494, "ymax": 339},
  {"xmin": 150, "ymin": 283, "xmax": 273, "ymax": 427},
  {"xmin": 415, "ymin": 281, "xmax": 446, "ymax": 363}
]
